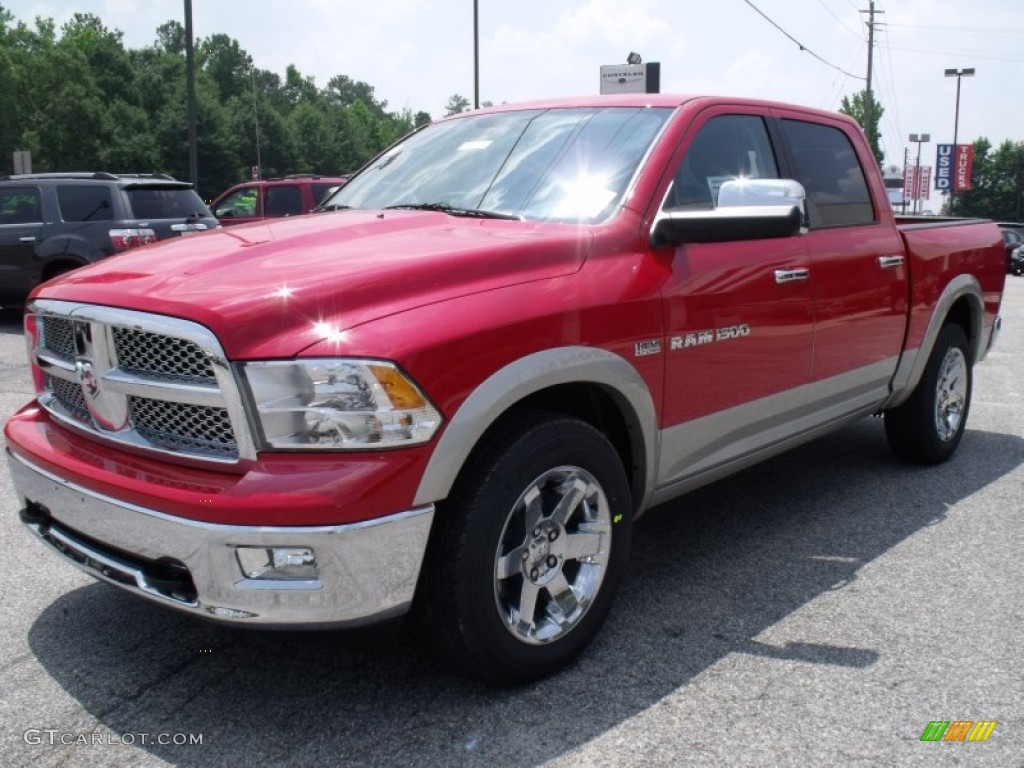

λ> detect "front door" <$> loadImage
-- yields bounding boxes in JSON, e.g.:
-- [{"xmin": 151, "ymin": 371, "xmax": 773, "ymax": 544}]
[
  {"xmin": 0, "ymin": 185, "xmax": 44, "ymax": 303},
  {"xmin": 656, "ymin": 111, "xmax": 815, "ymax": 486}
]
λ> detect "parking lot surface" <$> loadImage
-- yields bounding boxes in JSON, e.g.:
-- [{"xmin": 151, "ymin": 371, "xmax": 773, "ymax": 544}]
[{"xmin": 1, "ymin": 279, "xmax": 1021, "ymax": 767}]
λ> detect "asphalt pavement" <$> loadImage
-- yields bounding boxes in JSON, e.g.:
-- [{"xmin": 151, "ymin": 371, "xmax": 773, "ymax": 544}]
[{"xmin": 0, "ymin": 279, "xmax": 1021, "ymax": 767}]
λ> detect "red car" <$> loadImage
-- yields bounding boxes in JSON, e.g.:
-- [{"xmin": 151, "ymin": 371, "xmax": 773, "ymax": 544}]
[{"xmin": 210, "ymin": 175, "xmax": 348, "ymax": 226}]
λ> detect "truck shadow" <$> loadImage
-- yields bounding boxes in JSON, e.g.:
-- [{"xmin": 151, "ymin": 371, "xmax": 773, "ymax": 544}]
[{"xmin": 25, "ymin": 420, "xmax": 1024, "ymax": 766}]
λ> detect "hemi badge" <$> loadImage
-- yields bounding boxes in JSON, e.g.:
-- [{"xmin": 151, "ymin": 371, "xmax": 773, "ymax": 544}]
[{"xmin": 634, "ymin": 340, "xmax": 662, "ymax": 357}]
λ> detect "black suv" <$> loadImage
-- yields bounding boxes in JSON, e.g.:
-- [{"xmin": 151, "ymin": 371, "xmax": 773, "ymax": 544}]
[
  {"xmin": 997, "ymin": 222, "xmax": 1024, "ymax": 274},
  {"xmin": 0, "ymin": 172, "xmax": 217, "ymax": 307}
]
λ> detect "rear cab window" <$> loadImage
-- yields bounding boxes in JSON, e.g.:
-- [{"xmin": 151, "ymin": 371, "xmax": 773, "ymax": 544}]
[
  {"xmin": 264, "ymin": 186, "xmax": 303, "ymax": 217},
  {"xmin": 781, "ymin": 119, "xmax": 875, "ymax": 228},
  {"xmin": 312, "ymin": 183, "xmax": 337, "ymax": 206}
]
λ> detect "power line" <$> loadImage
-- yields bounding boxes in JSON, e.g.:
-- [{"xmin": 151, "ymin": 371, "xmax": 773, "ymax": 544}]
[
  {"xmin": 740, "ymin": 0, "xmax": 865, "ymax": 80},
  {"xmin": 876, "ymin": 23, "xmax": 904, "ymax": 165},
  {"xmin": 885, "ymin": 44, "xmax": 1024, "ymax": 63},
  {"xmin": 816, "ymin": 0, "xmax": 863, "ymax": 39},
  {"xmin": 887, "ymin": 22, "xmax": 1024, "ymax": 38}
]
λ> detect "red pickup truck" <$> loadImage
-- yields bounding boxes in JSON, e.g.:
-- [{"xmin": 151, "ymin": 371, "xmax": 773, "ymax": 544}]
[{"xmin": 4, "ymin": 95, "xmax": 1005, "ymax": 683}]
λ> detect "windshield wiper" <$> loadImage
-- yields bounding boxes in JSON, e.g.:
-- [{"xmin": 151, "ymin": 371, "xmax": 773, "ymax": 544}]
[
  {"xmin": 82, "ymin": 199, "xmax": 111, "ymax": 221},
  {"xmin": 383, "ymin": 202, "xmax": 520, "ymax": 220},
  {"xmin": 313, "ymin": 203, "xmax": 353, "ymax": 212}
]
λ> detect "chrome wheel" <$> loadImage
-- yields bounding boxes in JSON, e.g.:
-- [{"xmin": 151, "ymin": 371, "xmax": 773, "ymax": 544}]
[
  {"xmin": 885, "ymin": 323, "xmax": 972, "ymax": 465},
  {"xmin": 493, "ymin": 466, "xmax": 612, "ymax": 645},
  {"xmin": 420, "ymin": 414, "xmax": 630, "ymax": 682},
  {"xmin": 934, "ymin": 346, "xmax": 967, "ymax": 442}
]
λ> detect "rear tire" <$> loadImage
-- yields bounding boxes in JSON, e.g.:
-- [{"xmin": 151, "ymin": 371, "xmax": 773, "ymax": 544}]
[
  {"xmin": 417, "ymin": 412, "xmax": 632, "ymax": 683},
  {"xmin": 885, "ymin": 323, "xmax": 972, "ymax": 464}
]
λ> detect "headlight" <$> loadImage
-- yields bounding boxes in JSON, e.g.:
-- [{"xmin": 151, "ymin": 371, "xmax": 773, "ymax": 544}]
[{"xmin": 244, "ymin": 360, "xmax": 442, "ymax": 450}]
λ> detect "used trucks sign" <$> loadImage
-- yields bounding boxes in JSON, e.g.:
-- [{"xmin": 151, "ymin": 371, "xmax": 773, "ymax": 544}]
[{"xmin": 935, "ymin": 143, "xmax": 974, "ymax": 191}]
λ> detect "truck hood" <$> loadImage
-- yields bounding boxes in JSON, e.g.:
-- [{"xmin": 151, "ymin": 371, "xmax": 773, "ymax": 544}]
[{"xmin": 37, "ymin": 210, "xmax": 593, "ymax": 358}]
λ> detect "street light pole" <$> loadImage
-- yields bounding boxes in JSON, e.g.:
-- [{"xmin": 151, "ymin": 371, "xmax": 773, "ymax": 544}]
[
  {"xmin": 184, "ymin": 0, "xmax": 198, "ymax": 189},
  {"xmin": 473, "ymin": 0, "xmax": 479, "ymax": 109},
  {"xmin": 944, "ymin": 67, "xmax": 975, "ymax": 149},
  {"xmin": 909, "ymin": 133, "xmax": 930, "ymax": 215},
  {"xmin": 944, "ymin": 67, "xmax": 974, "ymax": 212}
]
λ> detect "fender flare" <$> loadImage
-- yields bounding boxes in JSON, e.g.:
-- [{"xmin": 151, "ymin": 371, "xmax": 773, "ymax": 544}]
[
  {"xmin": 885, "ymin": 274, "xmax": 984, "ymax": 409},
  {"xmin": 413, "ymin": 346, "xmax": 659, "ymax": 512}
]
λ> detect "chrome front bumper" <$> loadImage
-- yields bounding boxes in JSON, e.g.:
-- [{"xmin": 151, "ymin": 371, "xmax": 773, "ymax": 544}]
[{"xmin": 6, "ymin": 449, "xmax": 434, "ymax": 627}]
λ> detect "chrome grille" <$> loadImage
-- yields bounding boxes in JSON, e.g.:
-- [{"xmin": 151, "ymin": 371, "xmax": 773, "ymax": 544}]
[
  {"xmin": 128, "ymin": 396, "xmax": 236, "ymax": 457},
  {"xmin": 41, "ymin": 316, "xmax": 76, "ymax": 361},
  {"xmin": 48, "ymin": 375, "xmax": 90, "ymax": 422},
  {"xmin": 112, "ymin": 327, "xmax": 215, "ymax": 382},
  {"xmin": 32, "ymin": 302, "xmax": 252, "ymax": 464}
]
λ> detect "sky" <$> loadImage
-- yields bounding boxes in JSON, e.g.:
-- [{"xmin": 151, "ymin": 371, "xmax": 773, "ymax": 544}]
[{"xmin": 5, "ymin": 0, "xmax": 1024, "ymax": 182}]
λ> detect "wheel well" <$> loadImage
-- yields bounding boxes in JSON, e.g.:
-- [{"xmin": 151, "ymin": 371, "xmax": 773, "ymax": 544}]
[
  {"xmin": 945, "ymin": 296, "xmax": 976, "ymax": 360},
  {"xmin": 479, "ymin": 383, "xmax": 647, "ymax": 511},
  {"xmin": 41, "ymin": 259, "xmax": 86, "ymax": 282}
]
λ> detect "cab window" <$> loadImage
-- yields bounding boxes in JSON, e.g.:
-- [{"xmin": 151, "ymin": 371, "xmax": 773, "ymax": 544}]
[
  {"xmin": 781, "ymin": 119, "xmax": 875, "ymax": 228},
  {"xmin": 264, "ymin": 186, "xmax": 303, "ymax": 217},
  {"xmin": 57, "ymin": 186, "xmax": 113, "ymax": 222},
  {"xmin": 0, "ymin": 187, "xmax": 42, "ymax": 224},
  {"xmin": 214, "ymin": 187, "xmax": 259, "ymax": 218},
  {"xmin": 665, "ymin": 115, "xmax": 780, "ymax": 211}
]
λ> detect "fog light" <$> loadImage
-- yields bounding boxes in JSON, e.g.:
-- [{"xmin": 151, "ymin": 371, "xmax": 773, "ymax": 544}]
[{"xmin": 235, "ymin": 546, "xmax": 318, "ymax": 581}]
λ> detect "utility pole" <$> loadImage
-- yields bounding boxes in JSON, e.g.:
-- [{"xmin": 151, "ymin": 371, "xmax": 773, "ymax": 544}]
[{"xmin": 861, "ymin": 2, "xmax": 884, "ymax": 164}]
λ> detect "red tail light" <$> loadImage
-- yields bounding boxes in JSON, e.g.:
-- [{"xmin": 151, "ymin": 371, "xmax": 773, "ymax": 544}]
[{"xmin": 109, "ymin": 228, "xmax": 156, "ymax": 251}]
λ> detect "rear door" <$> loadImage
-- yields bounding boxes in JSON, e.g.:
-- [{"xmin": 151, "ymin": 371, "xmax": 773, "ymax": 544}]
[
  {"xmin": 776, "ymin": 113, "xmax": 908, "ymax": 412},
  {"xmin": 0, "ymin": 185, "xmax": 44, "ymax": 301}
]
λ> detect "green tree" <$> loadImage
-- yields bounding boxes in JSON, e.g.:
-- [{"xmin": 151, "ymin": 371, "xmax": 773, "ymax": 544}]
[
  {"xmin": 0, "ymin": 7, "xmax": 439, "ymax": 192},
  {"xmin": 200, "ymin": 32, "xmax": 252, "ymax": 100},
  {"xmin": 953, "ymin": 139, "xmax": 1024, "ymax": 221},
  {"xmin": 839, "ymin": 90, "xmax": 884, "ymax": 167},
  {"xmin": 154, "ymin": 20, "xmax": 185, "ymax": 53},
  {"xmin": 283, "ymin": 63, "xmax": 318, "ymax": 105},
  {"xmin": 326, "ymin": 74, "xmax": 388, "ymax": 117},
  {"xmin": 288, "ymin": 101, "xmax": 343, "ymax": 175},
  {"xmin": 444, "ymin": 94, "xmax": 471, "ymax": 116}
]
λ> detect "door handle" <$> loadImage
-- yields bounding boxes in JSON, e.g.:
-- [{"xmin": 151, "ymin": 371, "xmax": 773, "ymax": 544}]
[
  {"xmin": 19, "ymin": 236, "xmax": 36, "ymax": 243},
  {"xmin": 774, "ymin": 268, "xmax": 809, "ymax": 284},
  {"xmin": 878, "ymin": 255, "xmax": 905, "ymax": 269}
]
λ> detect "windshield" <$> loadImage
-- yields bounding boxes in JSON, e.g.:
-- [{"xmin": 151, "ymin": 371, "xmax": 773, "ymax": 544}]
[{"xmin": 326, "ymin": 106, "xmax": 671, "ymax": 224}]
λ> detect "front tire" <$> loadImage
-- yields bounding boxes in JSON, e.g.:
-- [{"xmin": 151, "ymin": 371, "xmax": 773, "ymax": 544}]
[
  {"xmin": 885, "ymin": 323, "xmax": 972, "ymax": 464},
  {"xmin": 418, "ymin": 413, "xmax": 632, "ymax": 683}
]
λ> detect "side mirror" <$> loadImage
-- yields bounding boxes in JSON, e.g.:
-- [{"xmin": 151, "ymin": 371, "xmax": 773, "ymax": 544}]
[{"xmin": 651, "ymin": 179, "xmax": 808, "ymax": 247}]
